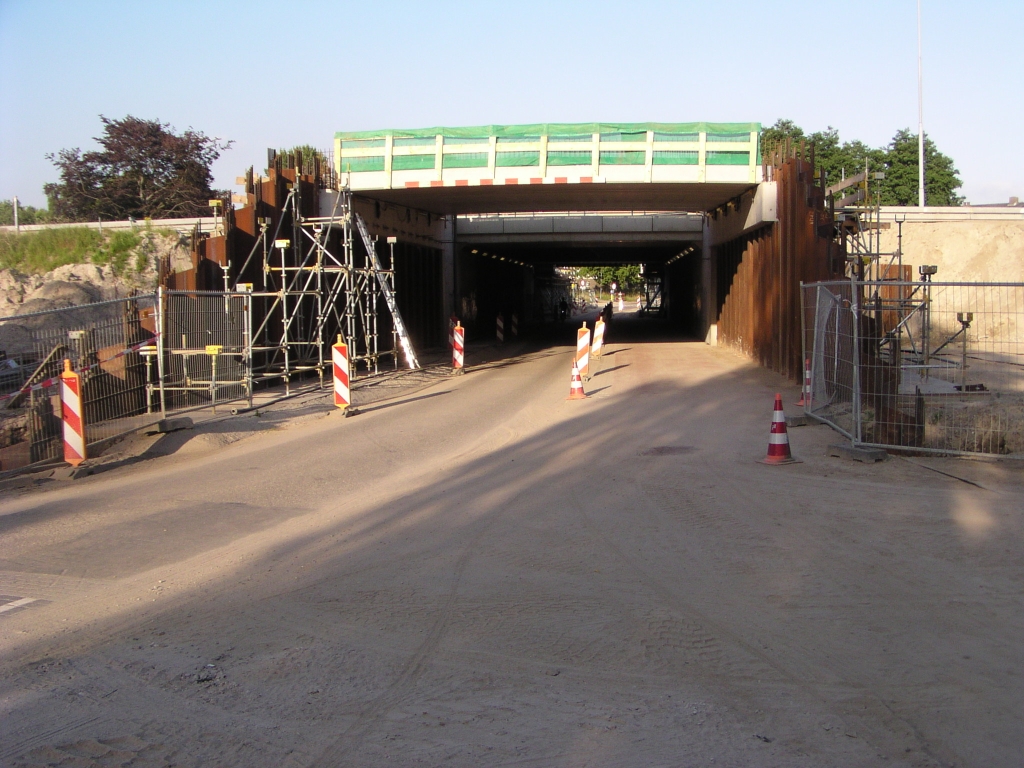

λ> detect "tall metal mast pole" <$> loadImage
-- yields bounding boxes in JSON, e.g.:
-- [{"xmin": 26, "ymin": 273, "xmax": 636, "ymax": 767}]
[{"xmin": 917, "ymin": 0, "xmax": 926, "ymax": 208}]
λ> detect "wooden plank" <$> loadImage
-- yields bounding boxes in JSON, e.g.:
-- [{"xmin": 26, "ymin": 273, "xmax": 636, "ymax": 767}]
[
  {"xmin": 826, "ymin": 171, "xmax": 866, "ymax": 196},
  {"xmin": 836, "ymin": 189, "xmax": 866, "ymax": 207}
]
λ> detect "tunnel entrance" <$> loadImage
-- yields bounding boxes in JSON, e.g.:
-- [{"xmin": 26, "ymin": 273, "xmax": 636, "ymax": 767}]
[{"xmin": 455, "ymin": 239, "xmax": 704, "ymax": 345}]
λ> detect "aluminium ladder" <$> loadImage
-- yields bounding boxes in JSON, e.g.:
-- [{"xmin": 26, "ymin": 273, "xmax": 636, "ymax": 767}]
[{"xmin": 352, "ymin": 212, "xmax": 420, "ymax": 370}]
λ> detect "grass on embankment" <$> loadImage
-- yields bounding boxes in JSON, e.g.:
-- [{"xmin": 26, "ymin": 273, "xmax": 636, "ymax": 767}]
[{"xmin": 0, "ymin": 227, "xmax": 166, "ymax": 276}]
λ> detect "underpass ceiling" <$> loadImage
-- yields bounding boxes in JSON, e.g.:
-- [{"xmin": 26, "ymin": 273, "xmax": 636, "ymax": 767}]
[
  {"xmin": 355, "ymin": 181, "xmax": 756, "ymax": 216},
  {"xmin": 470, "ymin": 243, "xmax": 696, "ymax": 267}
]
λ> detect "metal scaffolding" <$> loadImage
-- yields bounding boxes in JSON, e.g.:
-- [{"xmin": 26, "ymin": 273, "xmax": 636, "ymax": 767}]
[{"xmin": 230, "ymin": 182, "xmax": 419, "ymax": 394}]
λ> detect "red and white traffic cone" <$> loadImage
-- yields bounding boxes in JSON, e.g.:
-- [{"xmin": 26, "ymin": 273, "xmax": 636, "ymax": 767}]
[
  {"xmin": 452, "ymin": 322, "xmax": 465, "ymax": 373},
  {"xmin": 60, "ymin": 359, "xmax": 86, "ymax": 467},
  {"xmin": 333, "ymin": 335, "xmax": 359, "ymax": 416},
  {"xmin": 759, "ymin": 393, "xmax": 800, "ymax": 465},
  {"xmin": 795, "ymin": 358, "xmax": 811, "ymax": 407},
  {"xmin": 567, "ymin": 363, "xmax": 587, "ymax": 400},
  {"xmin": 575, "ymin": 322, "xmax": 591, "ymax": 379}
]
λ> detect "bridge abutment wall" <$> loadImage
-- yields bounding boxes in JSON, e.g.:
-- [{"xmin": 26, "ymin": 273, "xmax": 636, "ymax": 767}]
[{"xmin": 709, "ymin": 155, "xmax": 836, "ymax": 380}]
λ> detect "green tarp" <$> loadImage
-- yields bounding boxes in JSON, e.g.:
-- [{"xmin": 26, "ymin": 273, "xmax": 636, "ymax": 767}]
[
  {"xmin": 442, "ymin": 152, "xmax": 488, "ymax": 169},
  {"xmin": 337, "ymin": 122, "xmax": 760, "ymax": 142},
  {"xmin": 653, "ymin": 151, "xmax": 698, "ymax": 166},
  {"xmin": 599, "ymin": 150, "xmax": 645, "ymax": 166},
  {"xmin": 339, "ymin": 156, "xmax": 384, "ymax": 173},
  {"xmin": 495, "ymin": 151, "xmax": 539, "ymax": 167},
  {"xmin": 706, "ymin": 151, "xmax": 750, "ymax": 166},
  {"xmin": 547, "ymin": 151, "xmax": 593, "ymax": 166},
  {"xmin": 392, "ymin": 154, "xmax": 435, "ymax": 171}
]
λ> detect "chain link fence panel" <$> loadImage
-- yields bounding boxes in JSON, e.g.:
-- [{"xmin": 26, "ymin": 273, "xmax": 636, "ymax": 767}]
[{"xmin": 803, "ymin": 280, "xmax": 1024, "ymax": 457}]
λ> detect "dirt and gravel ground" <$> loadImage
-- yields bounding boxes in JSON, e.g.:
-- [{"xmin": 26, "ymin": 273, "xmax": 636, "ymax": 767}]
[{"xmin": 0, "ymin": 313, "xmax": 1022, "ymax": 767}]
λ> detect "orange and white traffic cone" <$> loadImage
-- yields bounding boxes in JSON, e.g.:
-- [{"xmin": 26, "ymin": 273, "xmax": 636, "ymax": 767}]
[
  {"xmin": 566, "ymin": 364, "xmax": 587, "ymax": 400},
  {"xmin": 795, "ymin": 358, "xmax": 811, "ymax": 407},
  {"xmin": 759, "ymin": 393, "xmax": 800, "ymax": 465}
]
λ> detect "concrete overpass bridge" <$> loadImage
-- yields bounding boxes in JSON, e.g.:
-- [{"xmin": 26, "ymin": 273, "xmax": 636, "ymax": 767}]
[
  {"xmin": 335, "ymin": 122, "xmax": 762, "ymax": 214},
  {"xmin": 192, "ymin": 122, "xmax": 829, "ymax": 387},
  {"xmin": 332, "ymin": 122, "xmax": 816, "ymax": 358}
]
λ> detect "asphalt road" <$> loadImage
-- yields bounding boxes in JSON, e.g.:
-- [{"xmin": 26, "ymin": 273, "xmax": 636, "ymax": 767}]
[{"xmin": 1, "ymin": 314, "xmax": 1022, "ymax": 767}]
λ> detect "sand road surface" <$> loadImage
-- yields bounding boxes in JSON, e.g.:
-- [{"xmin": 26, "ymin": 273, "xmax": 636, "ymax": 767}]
[{"xmin": 1, "ymin": 322, "xmax": 1022, "ymax": 767}]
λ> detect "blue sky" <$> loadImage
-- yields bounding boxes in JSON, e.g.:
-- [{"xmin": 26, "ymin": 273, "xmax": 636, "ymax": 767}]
[{"xmin": 1, "ymin": 0, "xmax": 1021, "ymax": 207}]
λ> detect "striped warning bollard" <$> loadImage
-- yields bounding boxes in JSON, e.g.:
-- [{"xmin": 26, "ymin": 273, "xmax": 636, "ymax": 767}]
[
  {"xmin": 448, "ymin": 314, "xmax": 458, "ymax": 348},
  {"xmin": 511, "ymin": 312, "xmax": 518, "ymax": 337},
  {"xmin": 59, "ymin": 359, "xmax": 86, "ymax": 467},
  {"xmin": 795, "ymin": 358, "xmax": 812, "ymax": 407},
  {"xmin": 452, "ymin": 322, "xmax": 465, "ymax": 373},
  {"xmin": 496, "ymin": 314, "xmax": 504, "ymax": 343},
  {"xmin": 575, "ymin": 322, "xmax": 591, "ymax": 379},
  {"xmin": 592, "ymin": 318, "xmax": 605, "ymax": 358},
  {"xmin": 332, "ymin": 335, "xmax": 359, "ymax": 416}
]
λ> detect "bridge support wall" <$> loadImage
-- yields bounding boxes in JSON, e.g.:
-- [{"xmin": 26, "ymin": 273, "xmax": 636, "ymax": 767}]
[{"xmin": 709, "ymin": 154, "xmax": 835, "ymax": 379}]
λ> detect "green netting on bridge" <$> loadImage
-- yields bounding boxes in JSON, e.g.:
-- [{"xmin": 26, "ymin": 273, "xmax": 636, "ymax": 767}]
[{"xmin": 336, "ymin": 122, "xmax": 760, "ymax": 142}]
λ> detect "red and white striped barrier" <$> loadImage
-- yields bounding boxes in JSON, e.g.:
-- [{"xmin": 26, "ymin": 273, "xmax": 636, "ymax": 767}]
[
  {"xmin": 452, "ymin": 323, "xmax": 464, "ymax": 370},
  {"xmin": 796, "ymin": 358, "xmax": 811, "ymax": 407},
  {"xmin": 575, "ymin": 323, "xmax": 591, "ymax": 378},
  {"xmin": 592, "ymin": 318, "xmax": 605, "ymax": 358},
  {"xmin": 402, "ymin": 175, "xmax": 602, "ymax": 189},
  {"xmin": 511, "ymin": 312, "xmax": 518, "ymax": 337},
  {"xmin": 759, "ymin": 393, "xmax": 800, "ymax": 465},
  {"xmin": 448, "ymin": 314, "xmax": 458, "ymax": 348},
  {"xmin": 496, "ymin": 314, "xmax": 504, "ymax": 343},
  {"xmin": 60, "ymin": 359, "xmax": 86, "ymax": 467},
  {"xmin": 332, "ymin": 335, "xmax": 351, "ymax": 409}
]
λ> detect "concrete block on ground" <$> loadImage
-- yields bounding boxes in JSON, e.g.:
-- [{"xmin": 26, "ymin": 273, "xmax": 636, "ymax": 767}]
[
  {"xmin": 786, "ymin": 414, "xmax": 809, "ymax": 428},
  {"xmin": 153, "ymin": 417, "xmax": 193, "ymax": 434},
  {"xmin": 827, "ymin": 443, "xmax": 888, "ymax": 463}
]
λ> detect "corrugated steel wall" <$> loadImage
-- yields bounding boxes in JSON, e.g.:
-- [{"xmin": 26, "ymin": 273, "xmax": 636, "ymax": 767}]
[{"xmin": 716, "ymin": 147, "xmax": 836, "ymax": 380}]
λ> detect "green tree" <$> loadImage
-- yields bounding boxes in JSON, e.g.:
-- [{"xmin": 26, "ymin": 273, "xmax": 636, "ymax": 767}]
[
  {"xmin": 579, "ymin": 265, "xmax": 642, "ymax": 292},
  {"xmin": 0, "ymin": 199, "xmax": 52, "ymax": 226},
  {"xmin": 807, "ymin": 128, "xmax": 886, "ymax": 191},
  {"xmin": 879, "ymin": 129, "xmax": 964, "ymax": 206},
  {"xmin": 44, "ymin": 115, "xmax": 231, "ymax": 222},
  {"xmin": 764, "ymin": 120, "xmax": 963, "ymax": 206},
  {"xmin": 760, "ymin": 119, "xmax": 805, "ymax": 159},
  {"xmin": 276, "ymin": 145, "xmax": 329, "ymax": 174}
]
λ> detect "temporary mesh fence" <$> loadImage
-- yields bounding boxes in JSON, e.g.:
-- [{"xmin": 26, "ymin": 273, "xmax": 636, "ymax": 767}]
[
  {"xmin": 0, "ymin": 295, "xmax": 161, "ymax": 468},
  {"xmin": 802, "ymin": 280, "xmax": 1024, "ymax": 457},
  {"xmin": 162, "ymin": 290, "xmax": 251, "ymax": 413}
]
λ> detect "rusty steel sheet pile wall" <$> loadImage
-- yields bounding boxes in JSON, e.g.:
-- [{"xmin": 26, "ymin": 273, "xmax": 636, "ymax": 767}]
[{"xmin": 716, "ymin": 144, "xmax": 836, "ymax": 380}]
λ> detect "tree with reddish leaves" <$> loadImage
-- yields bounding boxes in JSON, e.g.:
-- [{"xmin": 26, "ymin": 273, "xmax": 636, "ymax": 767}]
[{"xmin": 44, "ymin": 116, "xmax": 232, "ymax": 222}]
